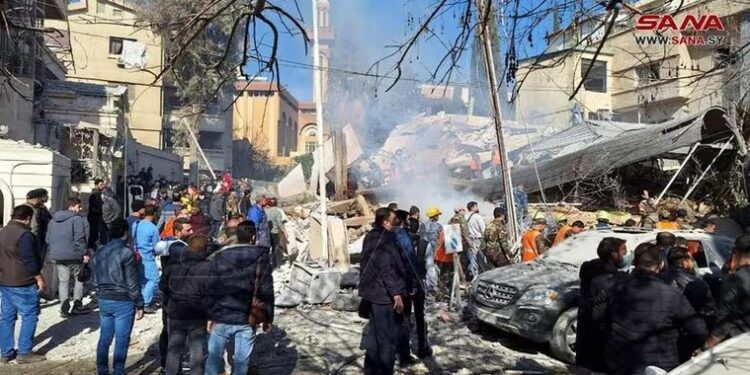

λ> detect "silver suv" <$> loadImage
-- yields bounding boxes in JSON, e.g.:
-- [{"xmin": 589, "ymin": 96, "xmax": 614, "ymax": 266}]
[{"xmin": 470, "ymin": 229, "xmax": 734, "ymax": 363}]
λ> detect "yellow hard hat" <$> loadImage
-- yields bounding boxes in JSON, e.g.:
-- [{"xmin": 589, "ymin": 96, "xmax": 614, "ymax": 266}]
[
  {"xmin": 531, "ymin": 211, "xmax": 546, "ymax": 222},
  {"xmin": 554, "ymin": 213, "xmax": 568, "ymax": 222},
  {"xmin": 596, "ymin": 210, "xmax": 610, "ymax": 221},
  {"xmin": 426, "ymin": 207, "xmax": 442, "ymax": 218}
]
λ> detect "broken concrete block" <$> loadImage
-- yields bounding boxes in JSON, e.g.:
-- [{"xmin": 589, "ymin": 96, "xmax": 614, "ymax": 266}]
[{"xmin": 287, "ymin": 262, "xmax": 342, "ymax": 304}]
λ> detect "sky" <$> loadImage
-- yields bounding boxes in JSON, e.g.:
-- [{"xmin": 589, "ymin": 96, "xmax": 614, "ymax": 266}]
[{"xmin": 258, "ymin": 0, "xmax": 560, "ymax": 102}]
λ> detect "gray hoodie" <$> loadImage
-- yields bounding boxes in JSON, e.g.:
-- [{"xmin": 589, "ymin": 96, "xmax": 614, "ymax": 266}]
[
  {"xmin": 101, "ymin": 190, "xmax": 121, "ymax": 225},
  {"xmin": 47, "ymin": 210, "xmax": 89, "ymax": 262}
]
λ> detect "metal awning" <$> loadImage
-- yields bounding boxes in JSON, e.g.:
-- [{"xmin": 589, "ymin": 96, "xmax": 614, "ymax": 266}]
[{"xmin": 475, "ymin": 107, "xmax": 738, "ymax": 195}]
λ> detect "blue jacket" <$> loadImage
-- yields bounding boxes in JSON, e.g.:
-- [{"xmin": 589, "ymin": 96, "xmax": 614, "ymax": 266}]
[
  {"xmin": 247, "ymin": 204, "xmax": 270, "ymax": 247},
  {"xmin": 394, "ymin": 228, "xmax": 420, "ymax": 291},
  {"xmin": 132, "ymin": 220, "xmax": 160, "ymax": 261},
  {"xmin": 47, "ymin": 210, "xmax": 88, "ymax": 262}
]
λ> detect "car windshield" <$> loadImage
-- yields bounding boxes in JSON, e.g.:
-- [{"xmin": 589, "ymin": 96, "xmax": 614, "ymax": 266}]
[{"xmin": 539, "ymin": 231, "xmax": 646, "ymax": 267}]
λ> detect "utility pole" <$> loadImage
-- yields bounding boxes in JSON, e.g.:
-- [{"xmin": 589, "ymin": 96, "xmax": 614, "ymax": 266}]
[
  {"xmin": 475, "ymin": 0, "xmax": 519, "ymax": 244},
  {"xmin": 312, "ymin": 0, "xmax": 329, "ymax": 260}
]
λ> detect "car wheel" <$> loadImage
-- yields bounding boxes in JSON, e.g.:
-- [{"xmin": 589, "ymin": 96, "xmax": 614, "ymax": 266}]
[{"xmin": 550, "ymin": 307, "xmax": 577, "ymax": 364}]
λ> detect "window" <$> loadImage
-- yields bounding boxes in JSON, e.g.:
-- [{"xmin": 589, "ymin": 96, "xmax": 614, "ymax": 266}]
[
  {"xmin": 581, "ymin": 59, "xmax": 607, "ymax": 93},
  {"xmin": 687, "ymin": 241, "xmax": 709, "ymax": 269},
  {"xmin": 277, "ymin": 114, "xmax": 287, "ymax": 157},
  {"xmin": 305, "ymin": 141, "xmax": 317, "ymax": 154},
  {"xmin": 109, "ymin": 37, "xmax": 135, "ymax": 55},
  {"xmin": 714, "ymin": 48, "xmax": 736, "ymax": 68},
  {"xmin": 636, "ymin": 62, "xmax": 661, "ymax": 86},
  {"xmin": 113, "ymin": 8, "xmax": 123, "ymax": 18},
  {"xmin": 96, "ymin": 1, "xmax": 105, "ymax": 14},
  {"xmin": 198, "ymin": 132, "xmax": 223, "ymax": 150}
]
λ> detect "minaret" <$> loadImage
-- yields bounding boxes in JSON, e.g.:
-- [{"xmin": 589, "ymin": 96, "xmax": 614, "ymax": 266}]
[{"xmin": 314, "ymin": 0, "xmax": 334, "ymax": 104}]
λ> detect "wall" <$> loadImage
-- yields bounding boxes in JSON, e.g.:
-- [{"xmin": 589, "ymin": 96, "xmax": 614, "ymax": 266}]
[
  {"xmin": 0, "ymin": 78, "xmax": 35, "ymax": 143},
  {"xmin": 517, "ymin": 0, "xmax": 750, "ymax": 125},
  {"xmin": 232, "ymin": 84, "xmax": 301, "ymax": 168},
  {"xmin": 128, "ymin": 141, "xmax": 182, "ymax": 182},
  {"xmin": 0, "ymin": 140, "xmax": 71, "ymax": 225},
  {"xmin": 45, "ymin": 1, "xmax": 164, "ymax": 148},
  {"xmin": 515, "ymin": 51, "xmax": 613, "ymax": 126}
]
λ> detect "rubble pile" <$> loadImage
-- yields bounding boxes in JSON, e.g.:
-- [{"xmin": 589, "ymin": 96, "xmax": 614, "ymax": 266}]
[{"xmin": 352, "ymin": 113, "xmax": 543, "ymax": 187}]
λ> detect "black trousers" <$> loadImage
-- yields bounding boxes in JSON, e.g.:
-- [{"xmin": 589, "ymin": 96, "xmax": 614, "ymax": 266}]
[
  {"xmin": 166, "ymin": 319, "xmax": 207, "ymax": 375},
  {"xmin": 160, "ymin": 307, "xmax": 169, "ymax": 368},
  {"xmin": 397, "ymin": 291, "xmax": 429, "ymax": 360},
  {"xmin": 270, "ymin": 233, "xmax": 283, "ymax": 269},
  {"xmin": 88, "ymin": 216, "xmax": 100, "ymax": 249},
  {"xmin": 364, "ymin": 302, "xmax": 402, "ymax": 375},
  {"xmin": 99, "ymin": 222, "xmax": 111, "ymax": 247}
]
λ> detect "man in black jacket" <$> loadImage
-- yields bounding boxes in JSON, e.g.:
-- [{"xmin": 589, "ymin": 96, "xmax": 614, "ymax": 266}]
[
  {"xmin": 661, "ymin": 249, "xmax": 716, "ymax": 326},
  {"xmin": 594, "ymin": 243, "xmax": 707, "ymax": 375},
  {"xmin": 88, "ymin": 179, "xmax": 105, "ymax": 249},
  {"xmin": 576, "ymin": 237, "xmax": 626, "ymax": 372},
  {"xmin": 157, "ymin": 218, "xmax": 193, "ymax": 373},
  {"xmin": 204, "ymin": 221, "xmax": 273, "ymax": 375},
  {"xmin": 94, "ymin": 218, "xmax": 144, "ymax": 375},
  {"xmin": 359, "ymin": 207, "xmax": 407, "ymax": 375},
  {"xmin": 163, "ymin": 234, "xmax": 212, "ymax": 375},
  {"xmin": 656, "ymin": 232, "xmax": 677, "ymax": 269},
  {"xmin": 705, "ymin": 235, "xmax": 750, "ymax": 349}
]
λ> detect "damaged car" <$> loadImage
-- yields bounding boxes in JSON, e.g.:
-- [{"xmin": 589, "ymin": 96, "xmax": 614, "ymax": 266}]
[{"xmin": 470, "ymin": 228, "xmax": 734, "ymax": 363}]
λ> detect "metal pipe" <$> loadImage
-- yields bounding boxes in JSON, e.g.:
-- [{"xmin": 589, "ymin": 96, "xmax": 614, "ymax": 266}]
[
  {"xmin": 681, "ymin": 137, "xmax": 734, "ymax": 205},
  {"xmin": 183, "ymin": 119, "xmax": 217, "ymax": 181},
  {"xmin": 654, "ymin": 142, "xmax": 700, "ymax": 206},
  {"xmin": 312, "ymin": 0, "xmax": 328, "ymax": 263},
  {"xmin": 475, "ymin": 0, "xmax": 519, "ymax": 244}
]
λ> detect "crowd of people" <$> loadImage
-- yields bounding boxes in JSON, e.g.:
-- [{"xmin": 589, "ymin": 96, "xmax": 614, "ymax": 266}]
[
  {"xmin": 2, "ymin": 178, "xmax": 748, "ymax": 375},
  {"xmin": 0, "ymin": 177, "xmax": 289, "ymax": 375},
  {"xmin": 576, "ymin": 232, "xmax": 750, "ymax": 375},
  {"xmin": 357, "ymin": 200, "xmax": 748, "ymax": 375}
]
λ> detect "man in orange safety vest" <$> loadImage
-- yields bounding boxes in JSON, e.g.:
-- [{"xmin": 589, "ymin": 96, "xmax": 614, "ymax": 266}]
[{"xmin": 522, "ymin": 218, "xmax": 550, "ymax": 262}]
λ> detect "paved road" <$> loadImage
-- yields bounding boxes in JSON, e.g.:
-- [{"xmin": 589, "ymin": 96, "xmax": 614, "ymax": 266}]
[{"xmin": 0, "ymin": 302, "xmax": 567, "ymax": 375}]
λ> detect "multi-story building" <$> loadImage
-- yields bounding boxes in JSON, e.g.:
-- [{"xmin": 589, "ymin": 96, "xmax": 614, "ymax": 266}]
[
  {"xmin": 45, "ymin": 0, "xmax": 164, "ymax": 147},
  {"xmin": 232, "ymin": 79, "xmax": 300, "ymax": 169},
  {"xmin": 44, "ymin": 0, "xmax": 232, "ymax": 178},
  {"xmin": 0, "ymin": 0, "xmax": 67, "ymax": 142},
  {"xmin": 514, "ymin": 0, "xmax": 750, "ymax": 126}
]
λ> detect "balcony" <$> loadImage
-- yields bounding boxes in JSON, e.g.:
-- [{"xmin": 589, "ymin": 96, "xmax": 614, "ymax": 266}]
[
  {"xmin": 166, "ymin": 112, "xmax": 230, "ymax": 133},
  {"xmin": 171, "ymin": 147, "xmax": 227, "ymax": 172},
  {"xmin": 612, "ymin": 79, "xmax": 687, "ymax": 110}
]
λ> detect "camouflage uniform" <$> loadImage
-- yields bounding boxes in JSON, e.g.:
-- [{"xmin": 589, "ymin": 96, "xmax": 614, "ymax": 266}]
[
  {"xmin": 448, "ymin": 213, "xmax": 471, "ymax": 250},
  {"xmin": 484, "ymin": 218, "xmax": 512, "ymax": 268}
]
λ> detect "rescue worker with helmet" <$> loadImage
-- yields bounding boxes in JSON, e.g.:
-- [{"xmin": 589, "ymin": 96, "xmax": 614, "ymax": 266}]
[
  {"xmin": 521, "ymin": 213, "xmax": 549, "ymax": 262},
  {"xmin": 421, "ymin": 207, "xmax": 444, "ymax": 296}
]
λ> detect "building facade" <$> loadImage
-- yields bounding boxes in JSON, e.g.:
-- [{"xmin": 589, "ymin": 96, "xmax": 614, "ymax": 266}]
[
  {"xmin": 514, "ymin": 0, "xmax": 750, "ymax": 126},
  {"xmin": 45, "ymin": 0, "xmax": 233, "ymax": 178},
  {"xmin": 232, "ymin": 80, "xmax": 300, "ymax": 169},
  {"xmin": 45, "ymin": 0, "xmax": 165, "ymax": 148},
  {"xmin": 0, "ymin": 0, "xmax": 67, "ymax": 142}
]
